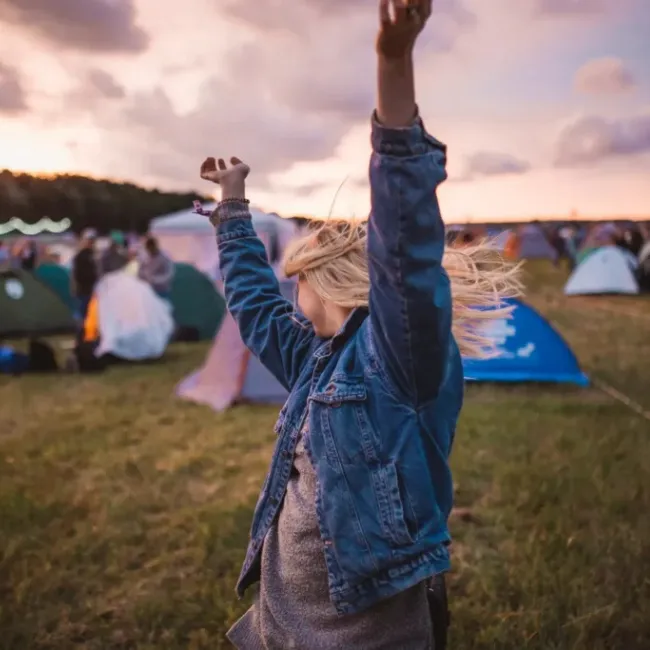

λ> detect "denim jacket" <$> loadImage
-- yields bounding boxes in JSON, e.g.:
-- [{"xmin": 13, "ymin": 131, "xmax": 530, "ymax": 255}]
[{"xmin": 215, "ymin": 114, "xmax": 463, "ymax": 616}]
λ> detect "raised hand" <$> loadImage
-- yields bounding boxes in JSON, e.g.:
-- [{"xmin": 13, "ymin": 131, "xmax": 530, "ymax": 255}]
[
  {"xmin": 377, "ymin": 0, "xmax": 431, "ymax": 59},
  {"xmin": 200, "ymin": 156, "xmax": 249, "ymax": 201},
  {"xmin": 200, "ymin": 156, "xmax": 250, "ymax": 185}
]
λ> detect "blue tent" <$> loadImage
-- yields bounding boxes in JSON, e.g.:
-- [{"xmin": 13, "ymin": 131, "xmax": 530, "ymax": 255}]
[{"xmin": 463, "ymin": 299, "xmax": 589, "ymax": 386}]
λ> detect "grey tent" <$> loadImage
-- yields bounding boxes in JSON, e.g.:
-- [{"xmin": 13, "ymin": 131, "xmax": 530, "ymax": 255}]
[
  {"xmin": 176, "ymin": 281, "xmax": 296, "ymax": 410},
  {"xmin": 518, "ymin": 225, "xmax": 557, "ymax": 261}
]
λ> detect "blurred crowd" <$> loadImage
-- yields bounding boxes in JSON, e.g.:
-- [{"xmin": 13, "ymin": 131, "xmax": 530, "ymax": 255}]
[
  {"xmin": 70, "ymin": 230, "xmax": 175, "ymax": 322},
  {"xmin": 0, "ymin": 239, "xmax": 40, "ymax": 270},
  {"xmin": 0, "ymin": 230, "xmax": 175, "ymax": 323},
  {"xmin": 451, "ymin": 221, "xmax": 649, "ymax": 270}
]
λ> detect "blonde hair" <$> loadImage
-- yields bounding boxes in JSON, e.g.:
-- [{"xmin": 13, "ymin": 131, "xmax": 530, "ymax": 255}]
[{"xmin": 283, "ymin": 219, "xmax": 523, "ymax": 359}]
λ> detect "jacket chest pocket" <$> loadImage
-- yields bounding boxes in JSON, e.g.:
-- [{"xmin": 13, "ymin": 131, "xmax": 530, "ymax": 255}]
[{"xmin": 310, "ymin": 379, "xmax": 377, "ymax": 468}]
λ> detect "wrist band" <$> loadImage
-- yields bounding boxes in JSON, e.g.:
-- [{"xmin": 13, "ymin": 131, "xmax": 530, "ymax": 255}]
[
  {"xmin": 210, "ymin": 197, "xmax": 251, "ymax": 227},
  {"xmin": 219, "ymin": 197, "xmax": 250, "ymax": 205}
]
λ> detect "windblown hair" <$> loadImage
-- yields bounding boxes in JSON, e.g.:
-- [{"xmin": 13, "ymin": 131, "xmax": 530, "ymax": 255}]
[{"xmin": 283, "ymin": 219, "xmax": 523, "ymax": 359}]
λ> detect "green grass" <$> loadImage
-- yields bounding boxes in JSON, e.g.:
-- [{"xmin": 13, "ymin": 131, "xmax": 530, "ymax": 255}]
[{"xmin": 1, "ymin": 263, "xmax": 649, "ymax": 649}]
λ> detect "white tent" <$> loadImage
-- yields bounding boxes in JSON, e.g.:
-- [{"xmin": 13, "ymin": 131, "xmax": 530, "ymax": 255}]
[
  {"xmin": 149, "ymin": 203, "xmax": 297, "ymax": 279},
  {"xmin": 564, "ymin": 246, "xmax": 639, "ymax": 296},
  {"xmin": 94, "ymin": 271, "xmax": 174, "ymax": 360}
]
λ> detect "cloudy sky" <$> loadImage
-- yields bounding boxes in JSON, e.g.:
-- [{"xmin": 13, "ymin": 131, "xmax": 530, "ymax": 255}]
[{"xmin": 0, "ymin": 0, "xmax": 648, "ymax": 221}]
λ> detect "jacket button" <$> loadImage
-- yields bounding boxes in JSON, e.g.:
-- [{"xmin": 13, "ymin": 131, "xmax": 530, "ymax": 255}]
[
  {"xmin": 269, "ymin": 497, "xmax": 278, "ymax": 506},
  {"xmin": 282, "ymin": 450, "xmax": 292, "ymax": 459}
]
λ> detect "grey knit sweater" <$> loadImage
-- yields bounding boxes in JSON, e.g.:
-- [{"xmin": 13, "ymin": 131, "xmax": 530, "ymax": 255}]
[{"xmin": 227, "ymin": 432, "xmax": 432, "ymax": 650}]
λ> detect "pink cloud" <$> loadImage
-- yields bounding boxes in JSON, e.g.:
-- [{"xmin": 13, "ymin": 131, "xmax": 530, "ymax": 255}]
[
  {"xmin": 0, "ymin": 62, "xmax": 27, "ymax": 114},
  {"xmin": 88, "ymin": 0, "xmax": 476, "ymax": 188},
  {"xmin": 86, "ymin": 69, "xmax": 126, "ymax": 99},
  {"xmin": 457, "ymin": 151, "xmax": 531, "ymax": 181},
  {"xmin": 535, "ymin": 0, "xmax": 606, "ymax": 15},
  {"xmin": 0, "ymin": 0, "xmax": 148, "ymax": 53},
  {"xmin": 556, "ymin": 113, "xmax": 650, "ymax": 165},
  {"xmin": 574, "ymin": 57, "xmax": 636, "ymax": 94}
]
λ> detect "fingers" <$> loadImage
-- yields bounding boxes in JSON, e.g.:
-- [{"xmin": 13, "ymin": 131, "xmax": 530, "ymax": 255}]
[
  {"xmin": 391, "ymin": 0, "xmax": 429, "ymax": 24},
  {"xmin": 200, "ymin": 157, "xmax": 217, "ymax": 180},
  {"xmin": 200, "ymin": 156, "xmax": 216, "ymax": 175},
  {"xmin": 393, "ymin": 0, "xmax": 408, "ymax": 23},
  {"xmin": 201, "ymin": 156, "xmax": 247, "ymax": 182},
  {"xmin": 379, "ymin": 0, "xmax": 391, "ymax": 25}
]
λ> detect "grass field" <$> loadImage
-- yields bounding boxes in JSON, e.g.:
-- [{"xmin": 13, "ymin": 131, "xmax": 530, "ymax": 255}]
[{"xmin": 1, "ymin": 262, "xmax": 649, "ymax": 649}]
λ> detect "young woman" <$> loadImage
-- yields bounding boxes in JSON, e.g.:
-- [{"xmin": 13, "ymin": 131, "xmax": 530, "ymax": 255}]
[{"xmin": 200, "ymin": 1, "xmax": 519, "ymax": 647}]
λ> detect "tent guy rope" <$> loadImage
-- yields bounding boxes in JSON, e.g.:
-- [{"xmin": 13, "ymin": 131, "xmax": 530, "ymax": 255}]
[{"xmin": 593, "ymin": 379, "xmax": 650, "ymax": 424}]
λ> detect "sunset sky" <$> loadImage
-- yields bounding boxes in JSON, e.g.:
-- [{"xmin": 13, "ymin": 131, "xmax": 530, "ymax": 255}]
[{"xmin": 0, "ymin": 0, "xmax": 648, "ymax": 222}]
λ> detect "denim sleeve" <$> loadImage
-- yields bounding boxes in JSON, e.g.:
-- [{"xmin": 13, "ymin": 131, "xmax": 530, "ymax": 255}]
[
  {"xmin": 215, "ymin": 201, "xmax": 315, "ymax": 390},
  {"xmin": 368, "ymin": 113, "xmax": 452, "ymax": 406}
]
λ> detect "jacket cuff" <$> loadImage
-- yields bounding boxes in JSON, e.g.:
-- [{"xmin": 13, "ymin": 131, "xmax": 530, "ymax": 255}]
[
  {"xmin": 214, "ymin": 200, "xmax": 252, "ymax": 223},
  {"xmin": 371, "ymin": 110, "xmax": 446, "ymax": 157},
  {"xmin": 214, "ymin": 200, "xmax": 256, "ymax": 244}
]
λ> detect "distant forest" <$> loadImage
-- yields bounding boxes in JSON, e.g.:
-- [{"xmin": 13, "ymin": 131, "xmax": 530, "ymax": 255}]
[{"xmin": 0, "ymin": 169, "xmax": 207, "ymax": 234}]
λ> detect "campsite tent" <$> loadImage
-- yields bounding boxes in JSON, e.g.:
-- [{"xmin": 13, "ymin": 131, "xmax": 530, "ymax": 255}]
[
  {"xmin": 35, "ymin": 263, "xmax": 76, "ymax": 311},
  {"xmin": 176, "ymin": 281, "xmax": 295, "ymax": 410},
  {"xmin": 462, "ymin": 298, "xmax": 589, "ymax": 385},
  {"xmin": 517, "ymin": 225, "xmax": 557, "ymax": 261},
  {"xmin": 564, "ymin": 246, "xmax": 639, "ymax": 296},
  {"xmin": 490, "ymin": 229, "xmax": 512, "ymax": 252},
  {"xmin": 149, "ymin": 203, "xmax": 297, "ymax": 278},
  {"xmin": 88, "ymin": 271, "xmax": 175, "ymax": 360},
  {"xmin": 179, "ymin": 289, "xmax": 589, "ymax": 411},
  {"xmin": 169, "ymin": 263, "xmax": 226, "ymax": 340},
  {"xmin": 0, "ymin": 268, "xmax": 76, "ymax": 338}
]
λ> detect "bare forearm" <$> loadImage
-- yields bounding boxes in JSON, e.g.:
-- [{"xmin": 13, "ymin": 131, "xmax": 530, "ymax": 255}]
[
  {"xmin": 377, "ymin": 54, "xmax": 416, "ymax": 128},
  {"xmin": 221, "ymin": 179, "xmax": 246, "ymax": 201}
]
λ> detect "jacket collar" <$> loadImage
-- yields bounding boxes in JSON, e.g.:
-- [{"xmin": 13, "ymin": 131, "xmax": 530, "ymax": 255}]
[{"xmin": 314, "ymin": 307, "xmax": 369, "ymax": 358}]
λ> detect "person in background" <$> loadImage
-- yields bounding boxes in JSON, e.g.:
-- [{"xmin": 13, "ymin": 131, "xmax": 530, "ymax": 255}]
[
  {"xmin": 99, "ymin": 231, "xmax": 129, "ymax": 276},
  {"xmin": 0, "ymin": 241, "xmax": 9, "ymax": 269},
  {"xmin": 619, "ymin": 226, "xmax": 644, "ymax": 258},
  {"xmin": 549, "ymin": 227, "xmax": 566, "ymax": 267},
  {"xmin": 20, "ymin": 240, "xmax": 38, "ymax": 271},
  {"xmin": 558, "ymin": 225, "xmax": 577, "ymax": 271},
  {"xmin": 138, "ymin": 236, "xmax": 175, "ymax": 300},
  {"xmin": 71, "ymin": 230, "xmax": 98, "ymax": 323},
  {"xmin": 459, "ymin": 231, "xmax": 475, "ymax": 246}
]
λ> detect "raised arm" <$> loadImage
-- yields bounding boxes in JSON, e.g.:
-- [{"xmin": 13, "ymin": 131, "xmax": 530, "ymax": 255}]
[
  {"xmin": 199, "ymin": 157, "xmax": 316, "ymax": 390},
  {"xmin": 368, "ymin": 0, "xmax": 453, "ymax": 406}
]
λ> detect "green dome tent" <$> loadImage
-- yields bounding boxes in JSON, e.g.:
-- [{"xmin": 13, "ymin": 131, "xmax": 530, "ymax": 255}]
[
  {"xmin": 35, "ymin": 263, "xmax": 76, "ymax": 311},
  {"xmin": 0, "ymin": 269, "xmax": 76, "ymax": 338},
  {"xmin": 170, "ymin": 264, "xmax": 226, "ymax": 341}
]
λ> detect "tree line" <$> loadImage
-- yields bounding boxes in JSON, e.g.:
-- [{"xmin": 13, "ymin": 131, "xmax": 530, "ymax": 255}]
[{"xmin": 0, "ymin": 169, "xmax": 207, "ymax": 234}]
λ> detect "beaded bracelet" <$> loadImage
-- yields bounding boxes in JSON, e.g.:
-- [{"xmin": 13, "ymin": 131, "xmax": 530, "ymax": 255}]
[
  {"xmin": 209, "ymin": 197, "xmax": 250, "ymax": 226},
  {"xmin": 219, "ymin": 197, "xmax": 250, "ymax": 205}
]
